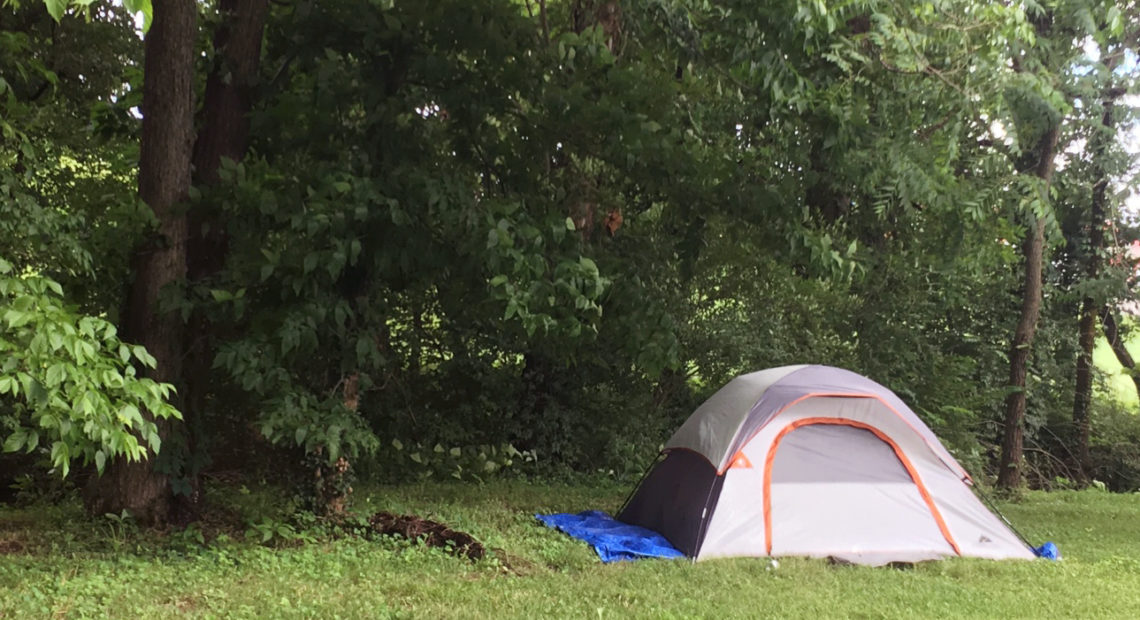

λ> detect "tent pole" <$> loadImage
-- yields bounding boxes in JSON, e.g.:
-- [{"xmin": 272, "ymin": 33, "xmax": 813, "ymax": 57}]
[
  {"xmin": 616, "ymin": 451, "xmax": 664, "ymax": 517},
  {"xmin": 689, "ymin": 473, "xmax": 719, "ymax": 560},
  {"xmin": 969, "ymin": 478, "xmax": 1037, "ymax": 551}
]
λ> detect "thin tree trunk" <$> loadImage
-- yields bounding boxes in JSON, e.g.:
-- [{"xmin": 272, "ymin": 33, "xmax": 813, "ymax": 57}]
[
  {"xmin": 997, "ymin": 123, "xmax": 1060, "ymax": 490},
  {"xmin": 85, "ymin": 0, "xmax": 198, "ymax": 526},
  {"xmin": 187, "ymin": 0, "xmax": 269, "ymax": 280},
  {"xmin": 181, "ymin": 0, "xmax": 269, "ymax": 515},
  {"xmin": 1100, "ymin": 308, "xmax": 1140, "ymax": 396},
  {"xmin": 1072, "ymin": 92, "xmax": 1118, "ymax": 482},
  {"xmin": 1073, "ymin": 299, "xmax": 1097, "ymax": 481}
]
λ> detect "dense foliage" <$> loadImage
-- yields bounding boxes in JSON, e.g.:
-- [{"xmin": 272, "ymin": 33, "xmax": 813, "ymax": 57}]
[{"xmin": 2, "ymin": 0, "xmax": 1140, "ymax": 521}]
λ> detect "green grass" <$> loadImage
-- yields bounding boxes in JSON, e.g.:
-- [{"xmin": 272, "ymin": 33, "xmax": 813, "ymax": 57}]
[{"xmin": 2, "ymin": 482, "xmax": 1140, "ymax": 618}]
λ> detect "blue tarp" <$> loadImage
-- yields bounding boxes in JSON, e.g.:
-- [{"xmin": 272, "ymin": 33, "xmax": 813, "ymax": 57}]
[
  {"xmin": 1033, "ymin": 541, "xmax": 1061, "ymax": 560},
  {"xmin": 535, "ymin": 510, "xmax": 686, "ymax": 563}
]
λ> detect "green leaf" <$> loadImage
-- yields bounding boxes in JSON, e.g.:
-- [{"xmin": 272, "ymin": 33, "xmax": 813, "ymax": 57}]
[
  {"xmin": 44, "ymin": 0, "xmax": 67, "ymax": 21},
  {"xmin": 3, "ymin": 430, "xmax": 27, "ymax": 453},
  {"xmin": 50, "ymin": 441, "xmax": 69, "ymax": 469},
  {"xmin": 132, "ymin": 345, "xmax": 157, "ymax": 368},
  {"xmin": 95, "ymin": 450, "xmax": 106, "ymax": 473},
  {"xmin": 24, "ymin": 430, "xmax": 38, "ymax": 453},
  {"xmin": 45, "ymin": 363, "xmax": 66, "ymax": 387},
  {"xmin": 123, "ymin": 0, "xmax": 153, "ymax": 32},
  {"xmin": 4, "ymin": 308, "xmax": 32, "ymax": 329},
  {"xmin": 118, "ymin": 404, "xmax": 142, "ymax": 425}
]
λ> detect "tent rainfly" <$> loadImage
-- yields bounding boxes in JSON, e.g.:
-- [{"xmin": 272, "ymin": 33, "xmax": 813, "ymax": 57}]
[{"xmin": 619, "ymin": 365, "xmax": 1037, "ymax": 565}]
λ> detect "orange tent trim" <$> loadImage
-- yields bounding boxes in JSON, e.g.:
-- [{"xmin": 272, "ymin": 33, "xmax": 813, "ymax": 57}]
[
  {"xmin": 762, "ymin": 416, "xmax": 962, "ymax": 557},
  {"xmin": 721, "ymin": 392, "xmax": 972, "ymax": 483},
  {"xmin": 728, "ymin": 451, "xmax": 752, "ymax": 469}
]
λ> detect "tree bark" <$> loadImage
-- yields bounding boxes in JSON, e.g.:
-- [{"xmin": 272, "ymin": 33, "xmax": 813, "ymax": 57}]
[
  {"xmin": 187, "ymin": 0, "xmax": 269, "ymax": 284},
  {"xmin": 1073, "ymin": 297, "xmax": 1097, "ymax": 481},
  {"xmin": 190, "ymin": 0, "xmax": 269, "ymax": 189},
  {"xmin": 1072, "ymin": 92, "xmax": 1118, "ymax": 482},
  {"xmin": 997, "ymin": 122, "xmax": 1061, "ymax": 490},
  {"xmin": 180, "ymin": 0, "xmax": 269, "ymax": 514},
  {"xmin": 85, "ymin": 0, "xmax": 198, "ymax": 526}
]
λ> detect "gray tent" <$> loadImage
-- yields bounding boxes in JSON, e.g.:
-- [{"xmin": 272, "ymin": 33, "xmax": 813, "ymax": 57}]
[{"xmin": 619, "ymin": 365, "xmax": 1036, "ymax": 565}]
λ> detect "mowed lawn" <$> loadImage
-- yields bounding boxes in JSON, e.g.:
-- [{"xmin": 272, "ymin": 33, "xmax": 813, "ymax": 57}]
[{"xmin": 2, "ymin": 482, "xmax": 1139, "ymax": 619}]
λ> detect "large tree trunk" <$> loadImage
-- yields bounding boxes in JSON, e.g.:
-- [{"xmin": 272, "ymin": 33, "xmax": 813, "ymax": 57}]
[
  {"xmin": 997, "ymin": 122, "xmax": 1061, "ymax": 490},
  {"xmin": 1072, "ymin": 90, "xmax": 1119, "ymax": 482},
  {"xmin": 180, "ymin": 0, "xmax": 269, "ymax": 515},
  {"xmin": 190, "ymin": 0, "xmax": 268, "ymax": 188},
  {"xmin": 85, "ymin": 0, "xmax": 198, "ymax": 526}
]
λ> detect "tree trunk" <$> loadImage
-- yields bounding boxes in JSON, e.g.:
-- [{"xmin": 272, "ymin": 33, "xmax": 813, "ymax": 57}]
[
  {"xmin": 571, "ymin": 1, "xmax": 622, "ymax": 53},
  {"xmin": 1100, "ymin": 308, "xmax": 1140, "ymax": 397},
  {"xmin": 1073, "ymin": 297, "xmax": 1097, "ymax": 481},
  {"xmin": 190, "ymin": 0, "xmax": 268, "ymax": 189},
  {"xmin": 180, "ymin": 0, "xmax": 269, "ymax": 515},
  {"xmin": 997, "ymin": 121, "xmax": 1061, "ymax": 490},
  {"xmin": 1072, "ymin": 92, "xmax": 1118, "ymax": 482},
  {"xmin": 187, "ymin": 0, "xmax": 269, "ymax": 283},
  {"xmin": 85, "ymin": 0, "xmax": 198, "ymax": 526}
]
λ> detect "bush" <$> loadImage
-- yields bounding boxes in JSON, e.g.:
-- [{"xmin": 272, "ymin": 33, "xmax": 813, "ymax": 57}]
[{"xmin": 1089, "ymin": 400, "xmax": 1140, "ymax": 491}]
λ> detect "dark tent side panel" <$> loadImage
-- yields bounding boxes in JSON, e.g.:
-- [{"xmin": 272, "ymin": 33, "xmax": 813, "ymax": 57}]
[{"xmin": 618, "ymin": 449, "xmax": 723, "ymax": 557}]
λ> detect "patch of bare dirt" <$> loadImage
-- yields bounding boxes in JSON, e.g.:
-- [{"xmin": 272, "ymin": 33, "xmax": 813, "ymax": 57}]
[
  {"xmin": 489, "ymin": 547, "xmax": 540, "ymax": 576},
  {"xmin": 368, "ymin": 512, "xmax": 485, "ymax": 560},
  {"xmin": 194, "ymin": 503, "xmax": 246, "ymax": 542},
  {"xmin": 0, "ymin": 538, "xmax": 26, "ymax": 554}
]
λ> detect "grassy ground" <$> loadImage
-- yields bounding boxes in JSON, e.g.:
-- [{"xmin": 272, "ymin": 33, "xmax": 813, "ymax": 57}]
[{"xmin": 2, "ymin": 482, "xmax": 1139, "ymax": 619}]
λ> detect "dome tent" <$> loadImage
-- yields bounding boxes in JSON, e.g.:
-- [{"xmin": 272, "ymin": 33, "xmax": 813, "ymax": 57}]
[{"xmin": 618, "ymin": 365, "xmax": 1036, "ymax": 565}]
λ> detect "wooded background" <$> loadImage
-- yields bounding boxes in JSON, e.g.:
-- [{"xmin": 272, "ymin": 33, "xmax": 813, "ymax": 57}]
[{"xmin": 2, "ymin": 0, "xmax": 1139, "ymax": 525}]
